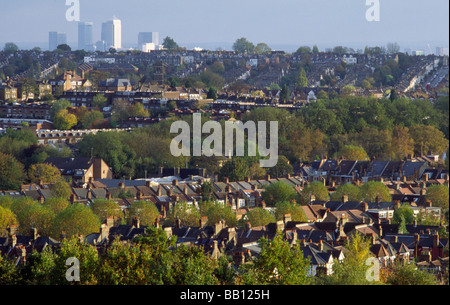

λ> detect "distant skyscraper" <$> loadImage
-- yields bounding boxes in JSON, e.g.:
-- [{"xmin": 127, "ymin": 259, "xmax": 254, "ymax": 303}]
[
  {"xmin": 101, "ymin": 17, "xmax": 122, "ymax": 50},
  {"xmin": 138, "ymin": 32, "xmax": 159, "ymax": 50},
  {"xmin": 49, "ymin": 32, "xmax": 67, "ymax": 50},
  {"xmin": 78, "ymin": 22, "xmax": 94, "ymax": 51}
]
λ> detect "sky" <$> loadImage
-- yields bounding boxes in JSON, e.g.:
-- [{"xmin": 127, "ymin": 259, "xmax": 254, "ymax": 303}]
[{"xmin": 0, "ymin": 0, "xmax": 449, "ymax": 52}]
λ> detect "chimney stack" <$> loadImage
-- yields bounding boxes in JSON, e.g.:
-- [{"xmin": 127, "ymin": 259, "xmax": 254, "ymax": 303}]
[
  {"xmin": 30, "ymin": 227, "xmax": 38, "ymax": 241},
  {"xmin": 433, "ymin": 232, "xmax": 439, "ymax": 248},
  {"xmin": 283, "ymin": 214, "xmax": 292, "ymax": 224},
  {"xmin": 342, "ymin": 195, "xmax": 348, "ymax": 203},
  {"xmin": 200, "ymin": 216, "xmax": 208, "ymax": 228},
  {"xmin": 175, "ymin": 216, "xmax": 181, "ymax": 229},
  {"xmin": 132, "ymin": 216, "xmax": 140, "ymax": 229},
  {"xmin": 318, "ymin": 239, "xmax": 323, "ymax": 251}
]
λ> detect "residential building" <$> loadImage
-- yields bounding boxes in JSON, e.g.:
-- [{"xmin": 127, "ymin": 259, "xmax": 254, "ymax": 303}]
[{"xmin": 44, "ymin": 157, "xmax": 113, "ymax": 185}]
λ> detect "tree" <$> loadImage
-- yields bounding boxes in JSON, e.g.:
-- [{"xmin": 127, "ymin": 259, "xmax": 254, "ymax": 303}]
[
  {"xmin": 262, "ymin": 181, "xmax": 297, "ymax": 207},
  {"xmin": 20, "ymin": 204, "xmax": 55, "ymax": 237},
  {"xmin": 200, "ymin": 182, "xmax": 214, "ymax": 203},
  {"xmin": 339, "ymin": 145, "xmax": 370, "ymax": 161},
  {"xmin": 162, "ymin": 37, "xmax": 179, "ymax": 50},
  {"xmin": 246, "ymin": 208, "xmax": 275, "ymax": 227},
  {"xmin": 0, "ymin": 206, "xmax": 18, "ymax": 237},
  {"xmin": 248, "ymin": 162, "xmax": 266, "ymax": 179},
  {"xmin": 43, "ymin": 197, "xmax": 69, "ymax": 215},
  {"xmin": 301, "ymin": 181, "xmax": 329, "ymax": 203},
  {"xmin": 207, "ymin": 87, "xmax": 218, "ymax": 100},
  {"xmin": 166, "ymin": 201, "xmax": 201, "ymax": 227},
  {"xmin": 92, "ymin": 93, "xmax": 108, "ymax": 109},
  {"xmin": 0, "ymin": 152, "xmax": 26, "ymax": 191},
  {"xmin": 203, "ymin": 202, "xmax": 237, "ymax": 227},
  {"xmin": 240, "ymin": 233, "xmax": 311, "ymax": 285},
  {"xmin": 409, "ymin": 125, "xmax": 449, "ymax": 156},
  {"xmin": 28, "ymin": 163, "xmax": 61, "ymax": 184},
  {"xmin": 386, "ymin": 262, "xmax": 438, "ymax": 285},
  {"xmin": 53, "ymin": 109, "xmax": 77, "ymax": 130},
  {"xmin": 360, "ymin": 181, "xmax": 392, "ymax": 202},
  {"xmin": 274, "ymin": 201, "xmax": 308, "ymax": 222},
  {"xmin": 52, "ymin": 203, "xmax": 100, "ymax": 240},
  {"xmin": 266, "ymin": 155, "xmax": 293, "ymax": 178},
  {"xmin": 80, "ymin": 111, "xmax": 104, "ymax": 129},
  {"xmin": 127, "ymin": 200, "xmax": 159, "ymax": 226},
  {"xmin": 425, "ymin": 185, "xmax": 449, "ymax": 210},
  {"xmin": 56, "ymin": 44, "xmax": 71, "ymax": 52},
  {"xmin": 3, "ymin": 42, "xmax": 19, "ymax": 54},
  {"xmin": 318, "ymin": 233, "xmax": 375, "ymax": 285},
  {"xmin": 296, "ymin": 67, "xmax": 308, "ymax": 88},
  {"xmin": 90, "ymin": 199, "xmax": 123, "ymax": 224},
  {"xmin": 232, "ymin": 37, "xmax": 255, "ymax": 54},
  {"xmin": 331, "ymin": 183, "xmax": 362, "ymax": 202},
  {"xmin": 279, "ymin": 84, "xmax": 290, "ymax": 104},
  {"xmin": 391, "ymin": 126, "xmax": 415, "ymax": 160},
  {"xmin": 255, "ymin": 43, "xmax": 272, "ymax": 54},
  {"xmin": 393, "ymin": 204, "xmax": 415, "ymax": 225},
  {"xmin": 50, "ymin": 180, "xmax": 72, "ymax": 199},
  {"xmin": 218, "ymin": 158, "xmax": 249, "ymax": 182},
  {"xmin": 295, "ymin": 46, "xmax": 312, "ymax": 54}
]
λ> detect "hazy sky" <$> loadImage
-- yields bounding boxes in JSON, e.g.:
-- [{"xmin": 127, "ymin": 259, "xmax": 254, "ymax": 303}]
[{"xmin": 0, "ymin": 0, "xmax": 448, "ymax": 51}]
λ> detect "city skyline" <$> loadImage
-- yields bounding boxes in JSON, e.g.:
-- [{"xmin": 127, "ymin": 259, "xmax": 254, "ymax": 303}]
[{"xmin": 0, "ymin": 0, "xmax": 449, "ymax": 53}]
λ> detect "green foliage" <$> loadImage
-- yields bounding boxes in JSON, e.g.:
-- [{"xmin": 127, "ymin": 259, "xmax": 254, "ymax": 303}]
[
  {"xmin": 233, "ymin": 37, "xmax": 255, "ymax": 53},
  {"xmin": 301, "ymin": 181, "xmax": 329, "ymax": 203},
  {"xmin": 90, "ymin": 199, "xmax": 123, "ymax": 224},
  {"xmin": 52, "ymin": 203, "xmax": 100, "ymax": 240},
  {"xmin": 54, "ymin": 109, "xmax": 78, "ymax": 130},
  {"xmin": 0, "ymin": 206, "xmax": 18, "ymax": 237},
  {"xmin": 386, "ymin": 262, "xmax": 438, "ymax": 285},
  {"xmin": 425, "ymin": 184, "xmax": 449, "ymax": 210},
  {"xmin": 393, "ymin": 204, "xmax": 414, "ymax": 225},
  {"xmin": 240, "ymin": 233, "xmax": 311, "ymax": 285},
  {"xmin": 166, "ymin": 201, "xmax": 201, "ymax": 227},
  {"xmin": 202, "ymin": 202, "xmax": 237, "ymax": 227},
  {"xmin": 274, "ymin": 201, "xmax": 308, "ymax": 222},
  {"xmin": 27, "ymin": 163, "xmax": 61, "ymax": 184},
  {"xmin": 331, "ymin": 183, "xmax": 362, "ymax": 202},
  {"xmin": 262, "ymin": 181, "xmax": 297, "ymax": 207},
  {"xmin": 246, "ymin": 208, "xmax": 275, "ymax": 227},
  {"xmin": 318, "ymin": 233, "xmax": 375, "ymax": 285},
  {"xmin": 219, "ymin": 157, "xmax": 249, "ymax": 182},
  {"xmin": 360, "ymin": 181, "xmax": 392, "ymax": 202},
  {"xmin": 162, "ymin": 37, "xmax": 179, "ymax": 50},
  {"xmin": 127, "ymin": 200, "xmax": 159, "ymax": 226},
  {"xmin": 339, "ymin": 145, "xmax": 370, "ymax": 161},
  {"xmin": 0, "ymin": 152, "xmax": 26, "ymax": 190}
]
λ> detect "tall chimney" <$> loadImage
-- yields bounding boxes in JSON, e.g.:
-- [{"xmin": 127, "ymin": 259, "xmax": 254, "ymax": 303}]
[{"xmin": 132, "ymin": 216, "xmax": 140, "ymax": 229}]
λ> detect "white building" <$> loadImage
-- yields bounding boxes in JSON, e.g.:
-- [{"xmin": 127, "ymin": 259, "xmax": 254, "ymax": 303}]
[
  {"xmin": 101, "ymin": 17, "xmax": 122, "ymax": 50},
  {"xmin": 138, "ymin": 32, "xmax": 159, "ymax": 51}
]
